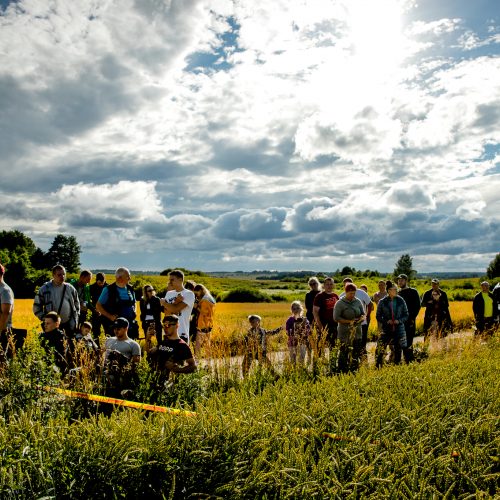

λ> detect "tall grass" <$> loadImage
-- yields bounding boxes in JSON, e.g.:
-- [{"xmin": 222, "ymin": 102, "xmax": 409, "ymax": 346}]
[{"xmin": 0, "ymin": 333, "xmax": 498, "ymax": 497}]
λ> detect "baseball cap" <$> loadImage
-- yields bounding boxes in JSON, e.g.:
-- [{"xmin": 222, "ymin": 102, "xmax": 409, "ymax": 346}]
[
  {"xmin": 481, "ymin": 281, "xmax": 490, "ymax": 286},
  {"xmin": 431, "ymin": 278, "xmax": 439, "ymax": 284},
  {"xmin": 397, "ymin": 274, "xmax": 408, "ymax": 280},
  {"xmin": 113, "ymin": 317, "xmax": 129, "ymax": 328}
]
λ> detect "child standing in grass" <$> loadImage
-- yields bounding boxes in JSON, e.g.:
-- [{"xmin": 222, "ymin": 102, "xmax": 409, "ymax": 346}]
[
  {"xmin": 285, "ymin": 301, "xmax": 310, "ymax": 365},
  {"xmin": 242, "ymin": 315, "xmax": 282, "ymax": 376}
]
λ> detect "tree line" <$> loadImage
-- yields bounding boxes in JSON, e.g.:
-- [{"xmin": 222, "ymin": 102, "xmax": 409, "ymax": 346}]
[{"xmin": 0, "ymin": 230, "xmax": 81, "ymax": 297}]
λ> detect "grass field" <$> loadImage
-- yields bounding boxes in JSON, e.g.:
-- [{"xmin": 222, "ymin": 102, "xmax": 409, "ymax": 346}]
[{"xmin": 0, "ymin": 332, "xmax": 498, "ymax": 497}]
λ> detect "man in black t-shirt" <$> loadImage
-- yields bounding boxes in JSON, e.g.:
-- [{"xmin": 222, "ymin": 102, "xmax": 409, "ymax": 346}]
[{"xmin": 146, "ymin": 315, "xmax": 196, "ymax": 382}]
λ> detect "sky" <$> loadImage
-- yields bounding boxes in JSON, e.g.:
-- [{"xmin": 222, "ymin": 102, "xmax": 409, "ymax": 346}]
[{"xmin": 0, "ymin": 0, "xmax": 499, "ymax": 273}]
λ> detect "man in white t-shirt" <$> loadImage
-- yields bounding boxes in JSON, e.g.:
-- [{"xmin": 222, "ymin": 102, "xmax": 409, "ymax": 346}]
[{"xmin": 160, "ymin": 270, "xmax": 195, "ymax": 344}]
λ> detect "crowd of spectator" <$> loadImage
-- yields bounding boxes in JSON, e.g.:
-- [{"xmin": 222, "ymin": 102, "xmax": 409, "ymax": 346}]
[{"xmin": 0, "ymin": 263, "xmax": 498, "ymax": 398}]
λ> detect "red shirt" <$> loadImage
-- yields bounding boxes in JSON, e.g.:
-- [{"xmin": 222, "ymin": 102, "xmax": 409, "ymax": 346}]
[{"xmin": 313, "ymin": 292, "xmax": 339, "ymax": 324}]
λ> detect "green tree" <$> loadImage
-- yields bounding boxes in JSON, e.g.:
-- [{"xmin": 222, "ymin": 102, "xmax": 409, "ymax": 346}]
[
  {"xmin": 393, "ymin": 254, "xmax": 416, "ymax": 279},
  {"xmin": 46, "ymin": 234, "xmax": 81, "ymax": 273},
  {"xmin": 486, "ymin": 253, "xmax": 500, "ymax": 279},
  {"xmin": 341, "ymin": 266, "xmax": 353, "ymax": 276},
  {"xmin": 0, "ymin": 230, "xmax": 38, "ymax": 297}
]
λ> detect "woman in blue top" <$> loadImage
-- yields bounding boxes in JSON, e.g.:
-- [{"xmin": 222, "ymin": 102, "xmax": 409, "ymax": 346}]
[{"xmin": 375, "ymin": 280, "xmax": 411, "ymax": 367}]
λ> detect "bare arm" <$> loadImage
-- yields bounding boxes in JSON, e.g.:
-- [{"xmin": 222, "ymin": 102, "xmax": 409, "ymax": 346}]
[
  {"xmin": 0, "ymin": 303, "xmax": 12, "ymax": 331},
  {"xmin": 160, "ymin": 298, "xmax": 188, "ymax": 314},
  {"xmin": 165, "ymin": 357, "xmax": 196, "ymax": 373},
  {"xmin": 96, "ymin": 301, "xmax": 117, "ymax": 322},
  {"xmin": 313, "ymin": 305, "xmax": 323, "ymax": 330}
]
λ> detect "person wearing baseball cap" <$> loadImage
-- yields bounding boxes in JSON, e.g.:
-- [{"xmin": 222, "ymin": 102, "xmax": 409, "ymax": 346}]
[
  {"xmin": 472, "ymin": 281, "xmax": 498, "ymax": 336},
  {"xmin": 421, "ymin": 279, "xmax": 452, "ymax": 338},
  {"xmin": 103, "ymin": 316, "xmax": 141, "ymax": 401}
]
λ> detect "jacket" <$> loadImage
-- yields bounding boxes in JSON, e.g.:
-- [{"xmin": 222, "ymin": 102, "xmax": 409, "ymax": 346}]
[{"xmin": 376, "ymin": 295, "xmax": 408, "ymax": 337}]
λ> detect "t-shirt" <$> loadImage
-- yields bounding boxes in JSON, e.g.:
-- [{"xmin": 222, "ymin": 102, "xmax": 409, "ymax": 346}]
[
  {"xmin": 339, "ymin": 289, "xmax": 372, "ymax": 325},
  {"xmin": 313, "ymin": 292, "xmax": 339, "ymax": 325},
  {"xmin": 105, "ymin": 337, "xmax": 141, "ymax": 361},
  {"xmin": 98, "ymin": 285, "xmax": 136, "ymax": 320},
  {"xmin": 164, "ymin": 288, "xmax": 195, "ymax": 341},
  {"xmin": 0, "ymin": 281, "xmax": 14, "ymax": 329},
  {"xmin": 482, "ymin": 292, "xmax": 493, "ymax": 318},
  {"xmin": 157, "ymin": 337, "xmax": 193, "ymax": 368}
]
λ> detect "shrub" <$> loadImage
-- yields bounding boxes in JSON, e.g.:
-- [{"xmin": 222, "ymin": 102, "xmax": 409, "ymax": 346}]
[{"xmin": 221, "ymin": 287, "xmax": 272, "ymax": 303}]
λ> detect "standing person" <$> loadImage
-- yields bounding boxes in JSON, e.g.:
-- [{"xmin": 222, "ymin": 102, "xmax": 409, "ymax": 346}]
[
  {"xmin": 33, "ymin": 265, "xmax": 80, "ymax": 338},
  {"xmin": 340, "ymin": 278, "xmax": 372, "ymax": 359},
  {"xmin": 285, "ymin": 301, "xmax": 310, "ymax": 365},
  {"xmin": 103, "ymin": 317, "xmax": 141, "ymax": 399},
  {"xmin": 139, "ymin": 285, "xmax": 162, "ymax": 343},
  {"xmin": 472, "ymin": 281, "xmax": 499, "ymax": 336},
  {"xmin": 96, "ymin": 267, "xmax": 139, "ymax": 339},
  {"xmin": 397, "ymin": 274, "xmax": 421, "ymax": 361},
  {"xmin": 359, "ymin": 284, "xmax": 373, "ymax": 339},
  {"xmin": 69, "ymin": 270, "xmax": 93, "ymax": 329},
  {"xmin": 372, "ymin": 279, "xmax": 388, "ymax": 335},
  {"xmin": 493, "ymin": 282, "xmax": 500, "ymax": 322},
  {"xmin": 185, "ymin": 281, "xmax": 199, "ymax": 346},
  {"xmin": 193, "ymin": 284, "xmax": 216, "ymax": 358},
  {"xmin": 160, "ymin": 270, "xmax": 195, "ymax": 344},
  {"xmin": 304, "ymin": 277, "xmax": 321, "ymax": 327},
  {"xmin": 89, "ymin": 272, "xmax": 107, "ymax": 338},
  {"xmin": 421, "ymin": 279, "xmax": 452, "ymax": 338},
  {"xmin": 333, "ymin": 283, "xmax": 365, "ymax": 373},
  {"xmin": 313, "ymin": 277, "xmax": 339, "ymax": 348},
  {"xmin": 372, "ymin": 280, "xmax": 387, "ymax": 305},
  {"xmin": 0, "ymin": 263, "xmax": 15, "ymax": 360},
  {"xmin": 375, "ymin": 280, "xmax": 411, "ymax": 367},
  {"xmin": 145, "ymin": 315, "xmax": 196, "ymax": 381},
  {"xmin": 242, "ymin": 315, "xmax": 282, "ymax": 376}
]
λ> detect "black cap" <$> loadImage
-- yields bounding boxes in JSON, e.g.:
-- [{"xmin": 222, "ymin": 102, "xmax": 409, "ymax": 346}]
[{"xmin": 113, "ymin": 317, "xmax": 129, "ymax": 328}]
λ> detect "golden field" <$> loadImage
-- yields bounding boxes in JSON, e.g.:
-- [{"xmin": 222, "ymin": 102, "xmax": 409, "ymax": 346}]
[{"xmin": 13, "ymin": 299, "xmax": 475, "ymax": 340}]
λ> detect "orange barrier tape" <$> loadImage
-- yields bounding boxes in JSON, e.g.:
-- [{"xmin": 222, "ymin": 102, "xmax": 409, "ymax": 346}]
[{"xmin": 44, "ymin": 387, "xmax": 196, "ymax": 417}]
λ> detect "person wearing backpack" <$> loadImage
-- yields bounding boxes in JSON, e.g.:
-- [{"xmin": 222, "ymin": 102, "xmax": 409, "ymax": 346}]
[{"xmin": 96, "ymin": 267, "xmax": 139, "ymax": 339}]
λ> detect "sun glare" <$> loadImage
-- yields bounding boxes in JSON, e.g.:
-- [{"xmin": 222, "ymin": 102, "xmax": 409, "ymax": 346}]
[{"xmin": 348, "ymin": 0, "xmax": 406, "ymax": 72}]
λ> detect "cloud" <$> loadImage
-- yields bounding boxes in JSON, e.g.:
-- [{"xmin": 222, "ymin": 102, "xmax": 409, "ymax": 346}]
[
  {"xmin": 0, "ymin": 0, "xmax": 499, "ymax": 271},
  {"xmin": 212, "ymin": 207, "xmax": 290, "ymax": 240}
]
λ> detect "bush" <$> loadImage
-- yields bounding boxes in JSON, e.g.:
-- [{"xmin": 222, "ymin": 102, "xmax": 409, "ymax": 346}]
[{"xmin": 221, "ymin": 287, "xmax": 272, "ymax": 303}]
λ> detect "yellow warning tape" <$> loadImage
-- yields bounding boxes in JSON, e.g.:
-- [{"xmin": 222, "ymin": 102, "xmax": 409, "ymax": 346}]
[
  {"xmin": 43, "ymin": 387, "xmax": 460, "ymax": 457},
  {"xmin": 45, "ymin": 387, "xmax": 196, "ymax": 417}
]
